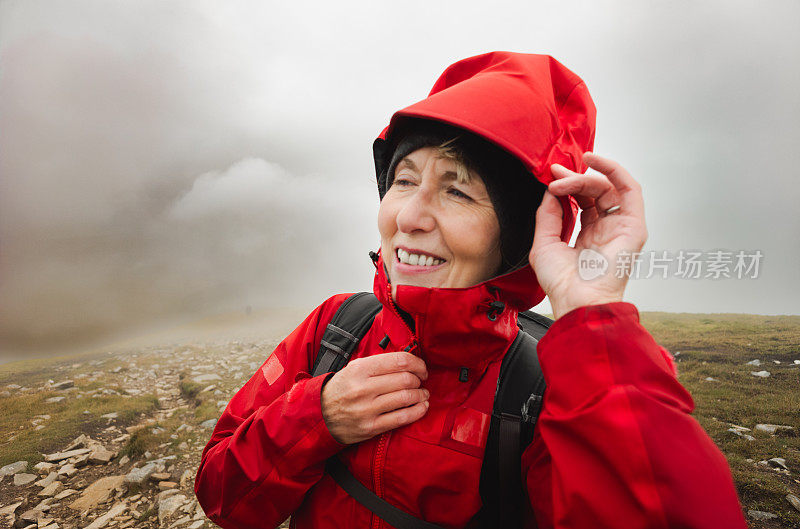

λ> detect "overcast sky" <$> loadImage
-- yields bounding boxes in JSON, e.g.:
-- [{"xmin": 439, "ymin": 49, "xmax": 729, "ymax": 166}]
[{"xmin": 1, "ymin": 0, "xmax": 798, "ymax": 358}]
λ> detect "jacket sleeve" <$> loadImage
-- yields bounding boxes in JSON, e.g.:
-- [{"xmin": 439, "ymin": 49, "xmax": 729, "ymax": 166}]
[
  {"xmin": 194, "ymin": 293, "xmax": 352, "ymax": 529},
  {"xmin": 522, "ymin": 302, "xmax": 747, "ymax": 529}
]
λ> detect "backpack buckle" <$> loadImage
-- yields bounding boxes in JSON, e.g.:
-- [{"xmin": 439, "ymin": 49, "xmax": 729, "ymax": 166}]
[{"xmin": 521, "ymin": 394, "xmax": 542, "ymax": 424}]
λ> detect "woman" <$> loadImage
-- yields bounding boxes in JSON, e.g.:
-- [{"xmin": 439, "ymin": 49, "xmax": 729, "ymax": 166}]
[{"xmin": 194, "ymin": 52, "xmax": 747, "ymax": 529}]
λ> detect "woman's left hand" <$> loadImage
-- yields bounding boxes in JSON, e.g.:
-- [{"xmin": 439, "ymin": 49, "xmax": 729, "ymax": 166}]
[{"xmin": 529, "ymin": 152, "xmax": 648, "ymax": 320}]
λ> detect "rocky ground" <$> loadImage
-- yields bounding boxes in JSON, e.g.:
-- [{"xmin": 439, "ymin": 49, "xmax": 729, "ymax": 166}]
[
  {"xmin": 0, "ymin": 327, "xmax": 300, "ymax": 529},
  {"xmin": 0, "ymin": 310, "xmax": 798, "ymax": 528}
]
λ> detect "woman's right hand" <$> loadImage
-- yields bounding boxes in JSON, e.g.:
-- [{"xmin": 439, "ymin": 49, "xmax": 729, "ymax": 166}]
[{"xmin": 320, "ymin": 351, "xmax": 430, "ymax": 445}]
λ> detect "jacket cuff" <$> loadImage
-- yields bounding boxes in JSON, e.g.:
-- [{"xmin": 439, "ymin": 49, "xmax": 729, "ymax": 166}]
[{"xmin": 537, "ymin": 301, "xmax": 688, "ymax": 414}]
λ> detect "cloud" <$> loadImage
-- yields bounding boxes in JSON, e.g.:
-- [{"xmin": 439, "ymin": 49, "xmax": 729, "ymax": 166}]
[{"xmin": 1, "ymin": 0, "xmax": 798, "ymax": 358}]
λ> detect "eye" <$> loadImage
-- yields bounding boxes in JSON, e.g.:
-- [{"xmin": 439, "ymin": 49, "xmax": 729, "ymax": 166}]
[
  {"xmin": 392, "ymin": 177, "xmax": 415, "ymax": 188},
  {"xmin": 448, "ymin": 187, "xmax": 472, "ymax": 200}
]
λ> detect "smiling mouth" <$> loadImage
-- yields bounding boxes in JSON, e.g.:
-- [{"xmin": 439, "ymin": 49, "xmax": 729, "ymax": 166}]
[{"xmin": 396, "ymin": 248, "xmax": 446, "ymax": 267}]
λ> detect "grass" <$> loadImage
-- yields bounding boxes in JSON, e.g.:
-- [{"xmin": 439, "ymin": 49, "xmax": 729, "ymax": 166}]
[
  {"xmin": 0, "ymin": 389, "xmax": 159, "ymax": 467},
  {"xmin": 639, "ymin": 311, "xmax": 800, "ymax": 526}
]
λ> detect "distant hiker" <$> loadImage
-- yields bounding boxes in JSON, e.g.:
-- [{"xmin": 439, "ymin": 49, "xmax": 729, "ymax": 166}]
[{"xmin": 195, "ymin": 52, "xmax": 747, "ymax": 529}]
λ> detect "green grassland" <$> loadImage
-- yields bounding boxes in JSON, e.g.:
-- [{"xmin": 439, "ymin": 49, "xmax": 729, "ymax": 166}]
[{"xmin": 640, "ymin": 312, "xmax": 800, "ymax": 525}]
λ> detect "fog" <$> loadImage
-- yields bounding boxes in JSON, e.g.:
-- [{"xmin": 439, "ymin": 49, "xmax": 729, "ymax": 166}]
[{"xmin": 1, "ymin": 0, "xmax": 798, "ymax": 359}]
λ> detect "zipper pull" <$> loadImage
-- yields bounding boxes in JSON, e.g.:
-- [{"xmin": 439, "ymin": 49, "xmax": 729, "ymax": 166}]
[{"xmin": 403, "ymin": 340, "xmax": 417, "ymax": 353}]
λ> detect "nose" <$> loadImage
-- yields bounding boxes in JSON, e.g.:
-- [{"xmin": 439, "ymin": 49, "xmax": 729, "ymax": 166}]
[{"xmin": 395, "ymin": 184, "xmax": 437, "ymax": 234}]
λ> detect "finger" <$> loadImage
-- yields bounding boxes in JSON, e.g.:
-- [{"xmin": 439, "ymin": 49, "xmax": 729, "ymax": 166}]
[
  {"xmin": 580, "ymin": 204, "xmax": 599, "ymax": 225},
  {"xmin": 370, "ymin": 400, "xmax": 429, "ymax": 435},
  {"xmin": 371, "ymin": 388, "xmax": 430, "ymax": 415},
  {"xmin": 356, "ymin": 351, "xmax": 428, "ymax": 380},
  {"xmin": 550, "ymin": 164, "xmax": 595, "ymax": 210},
  {"xmin": 548, "ymin": 172, "xmax": 620, "ymax": 213},
  {"xmin": 582, "ymin": 152, "xmax": 644, "ymax": 219},
  {"xmin": 531, "ymin": 190, "xmax": 566, "ymax": 253},
  {"xmin": 365, "ymin": 371, "xmax": 422, "ymax": 396}
]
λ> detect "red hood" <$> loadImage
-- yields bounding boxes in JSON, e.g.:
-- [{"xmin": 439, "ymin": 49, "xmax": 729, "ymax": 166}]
[{"xmin": 372, "ymin": 52, "xmax": 596, "ymax": 308}]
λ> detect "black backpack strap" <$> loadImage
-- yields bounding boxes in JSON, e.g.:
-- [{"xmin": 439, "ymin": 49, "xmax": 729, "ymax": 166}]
[
  {"xmin": 474, "ymin": 310, "xmax": 552, "ymax": 529},
  {"xmin": 312, "ymin": 292, "xmax": 444, "ymax": 529},
  {"xmin": 327, "ymin": 457, "xmax": 446, "ymax": 529},
  {"xmin": 311, "ymin": 292, "xmax": 382, "ymax": 377}
]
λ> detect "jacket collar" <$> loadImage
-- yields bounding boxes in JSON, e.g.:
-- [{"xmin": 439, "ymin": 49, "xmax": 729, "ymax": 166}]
[{"xmin": 370, "ymin": 248, "xmax": 545, "ymax": 371}]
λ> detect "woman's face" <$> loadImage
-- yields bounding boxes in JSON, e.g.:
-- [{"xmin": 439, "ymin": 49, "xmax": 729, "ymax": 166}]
[{"xmin": 378, "ymin": 146, "xmax": 502, "ymax": 298}]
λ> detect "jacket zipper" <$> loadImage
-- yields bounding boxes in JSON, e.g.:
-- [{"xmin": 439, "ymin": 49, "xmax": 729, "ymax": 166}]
[{"xmin": 370, "ymin": 274, "xmax": 418, "ymax": 529}]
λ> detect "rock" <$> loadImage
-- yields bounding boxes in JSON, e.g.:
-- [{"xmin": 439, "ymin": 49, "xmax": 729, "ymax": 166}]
[
  {"xmin": 35, "ymin": 472, "xmax": 58, "ymax": 488},
  {"xmin": 45, "ymin": 397, "xmax": 66, "ymax": 404},
  {"xmin": 33, "ymin": 462, "xmax": 56, "ymax": 473},
  {"xmin": 57, "ymin": 463, "xmax": 77, "ymax": 477},
  {"xmin": 192, "ymin": 374, "xmax": 221, "ymax": 384},
  {"xmin": 68, "ymin": 475, "xmax": 125, "ymax": 511},
  {"xmin": 100, "ymin": 412, "xmax": 118, "ymax": 420},
  {"xmin": 727, "ymin": 428, "xmax": 755, "ymax": 441},
  {"xmin": 188, "ymin": 521, "xmax": 204, "ymax": 529},
  {"xmin": 745, "ymin": 359, "xmax": 761, "ymax": 366},
  {"xmin": 0, "ymin": 460, "xmax": 28, "ymax": 477},
  {"xmin": 794, "ymin": 359, "xmax": 800, "ymax": 365},
  {"xmin": 0, "ymin": 501, "xmax": 23, "ymax": 517},
  {"xmin": 179, "ymin": 470, "xmax": 194, "ymax": 488},
  {"xmin": 786, "ymin": 493, "xmax": 800, "ymax": 513},
  {"xmin": 754, "ymin": 423, "xmax": 794, "ymax": 434},
  {"xmin": 747, "ymin": 510, "xmax": 777, "ymax": 520},
  {"xmin": 170, "ymin": 514, "xmax": 192, "ymax": 527},
  {"xmin": 703, "ymin": 377, "xmax": 717, "ymax": 382},
  {"xmin": 51, "ymin": 380, "xmax": 74, "ymax": 390},
  {"xmin": 65, "ymin": 434, "xmax": 90, "ymax": 451},
  {"xmin": 728, "ymin": 424, "xmax": 751, "ymax": 432},
  {"xmin": 767, "ymin": 457, "xmax": 788, "ymax": 470},
  {"xmin": 72, "ymin": 453, "xmax": 91, "ymax": 468},
  {"xmin": 750, "ymin": 370, "xmax": 770, "ymax": 378},
  {"xmin": 39, "ymin": 481, "xmax": 63, "ymax": 497},
  {"xmin": 54, "ymin": 489, "xmax": 77, "ymax": 500},
  {"xmin": 19, "ymin": 508, "xmax": 45, "ymax": 525},
  {"xmin": 44, "ymin": 448, "xmax": 91, "ymax": 462},
  {"xmin": 199, "ymin": 419, "xmax": 217, "ymax": 429},
  {"xmin": 84, "ymin": 501, "xmax": 127, "ymax": 529},
  {"xmin": 124, "ymin": 463, "xmax": 157, "ymax": 485},
  {"xmin": 150, "ymin": 472, "xmax": 171, "ymax": 481},
  {"xmin": 158, "ymin": 489, "xmax": 181, "ymax": 501},
  {"xmin": 158, "ymin": 494, "xmax": 187, "ymax": 525},
  {"xmin": 772, "ymin": 360, "xmax": 781, "ymax": 364},
  {"xmin": 89, "ymin": 448, "xmax": 115, "ymax": 464},
  {"xmin": 118, "ymin": 455, "xmax": 130, "ymax": 467},
  {"xmin": 14, "ymin": 473, "xmax": 36, "ymax": 486},
  {"xmin": 158, "ymin": 481, "xmax": 178, "ymax": 490}
]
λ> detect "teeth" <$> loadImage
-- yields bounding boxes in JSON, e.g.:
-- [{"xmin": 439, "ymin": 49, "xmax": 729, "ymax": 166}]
[{"xmin": 397, "ymin": 249, "xmax": 444, "ymax": 267}]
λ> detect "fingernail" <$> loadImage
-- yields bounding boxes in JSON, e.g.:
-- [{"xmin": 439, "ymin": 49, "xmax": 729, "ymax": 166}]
[
  {"xmin": 423, "ymin": 389, "xmax": 430, "ymax": 399},
  {"xmin": 423, "ymin": 400, "xmax": 430, "ymax": 408}
]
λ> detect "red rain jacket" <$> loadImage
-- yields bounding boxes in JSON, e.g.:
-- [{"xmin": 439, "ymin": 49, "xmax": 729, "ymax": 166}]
[{"xmin": 195, "ymin": 53, "xmax": 747, "ymax": 529}]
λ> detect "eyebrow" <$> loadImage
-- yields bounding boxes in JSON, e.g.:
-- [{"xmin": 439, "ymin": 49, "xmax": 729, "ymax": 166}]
[{"xmin": 397, "ymin": 157, "xmax": 458, "ymax": 180}]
